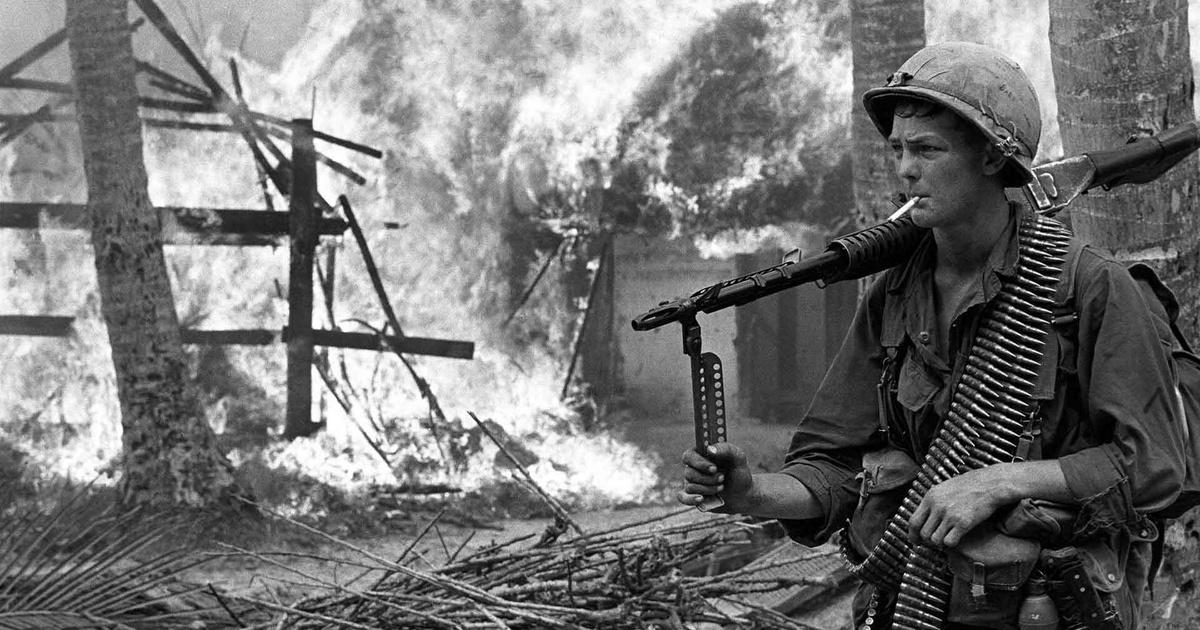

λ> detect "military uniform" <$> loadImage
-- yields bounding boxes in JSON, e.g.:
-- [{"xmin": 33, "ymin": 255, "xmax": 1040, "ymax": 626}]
[{"xmin": 777, "ymin": 203, "xmax": 1185, "ymax": 627}]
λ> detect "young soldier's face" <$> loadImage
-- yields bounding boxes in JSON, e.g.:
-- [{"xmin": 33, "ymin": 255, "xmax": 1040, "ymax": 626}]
[{"xmin": 888, "ymin": 109, "xmax": 996, "ymax": 230}]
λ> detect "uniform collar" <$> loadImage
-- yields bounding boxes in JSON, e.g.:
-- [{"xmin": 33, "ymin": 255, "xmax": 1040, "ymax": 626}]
[
  {"xmin": 884, "ymin": 201, "xmax": 1024, "ymax": 297},
  {"xmin": 880, "ymin": 201, "xmax": 1026, "ymax": 369}
]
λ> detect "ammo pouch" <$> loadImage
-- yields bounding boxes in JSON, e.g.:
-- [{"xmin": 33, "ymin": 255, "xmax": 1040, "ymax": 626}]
[
  {"xmin": 1041, "ymin": 544, "xmax": 1124, "ymax": 630},
  {"xmin": 844, "ymin": 447, "xmax": 919, "ymax": 558},
  {"xmin": 945, "ymin": 522, "xmax": 1041, "ymax": 627}
]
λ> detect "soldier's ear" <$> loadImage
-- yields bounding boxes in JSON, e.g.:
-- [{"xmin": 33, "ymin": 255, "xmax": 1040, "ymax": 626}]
[{"xmin": 980, "ymin": 144, "xmax": 1007, "ymax": 177}]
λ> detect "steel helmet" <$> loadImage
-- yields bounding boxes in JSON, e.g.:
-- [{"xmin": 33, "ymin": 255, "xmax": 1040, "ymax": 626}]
[{"xmin": 863, "ymin": 41, "xmax": 1041, "ymax": 187}]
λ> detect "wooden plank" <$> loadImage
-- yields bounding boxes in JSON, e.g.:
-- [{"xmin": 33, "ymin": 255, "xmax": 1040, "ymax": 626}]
[
  {"xmin": 0, "ymin": 203, "xmax": 347, "ymax": 244},
  {"xmin": 139, "ymin": 97, "xmax": 216, "ymax": 113},
  {"xmin": 286, "ymin": 118, "xmax": 319, "ymax": 438},
  {"xmin": 314, "ymin": 330, "xmax": 475, "ymax": 359},
  {"xmin": 131, "ymin": 0, "xmax": 290, "ymax": 195},
  {"xmin": 0, "ymin": 319, "xmax": 474, "ymax": 359},
  {"xmin": 0, "ymin": 29, "xmax": 67, "ymax": 82},
  {"xmin": 0, "ymin": 78, "xmax": 72, "ymax": 94},
  {"xmin": 179, "ymin": 329, "xmax": 278, "ymax": 345},
  {"xmin": 0, "ymin": 315, "xmax": 73, "ymax": 337},
  {"xmin": 180, "ymin": 328, "xmax": 474, "ymax": 360}
]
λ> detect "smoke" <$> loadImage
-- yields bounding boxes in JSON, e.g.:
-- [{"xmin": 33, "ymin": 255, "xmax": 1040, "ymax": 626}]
[
  {"xmin": 4, "ymin": 0, "xmax": 763, "ymax": 505},
  {"xmin": 925, "ymin": 0, "xmax": 1063, "ymax": 161},
  {"xmin": 6, "ymin": 0, "xmax": 1200, "ymax": 503}
]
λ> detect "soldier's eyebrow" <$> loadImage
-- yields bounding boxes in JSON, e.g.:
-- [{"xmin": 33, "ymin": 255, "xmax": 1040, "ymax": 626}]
[{"xmin": 888, "ymin": 131, "xmax": 943, "ymax": 146}]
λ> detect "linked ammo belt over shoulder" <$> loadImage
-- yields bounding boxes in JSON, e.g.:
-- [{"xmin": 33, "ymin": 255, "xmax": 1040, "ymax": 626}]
[{"xmin": 842, "ymin": 213, "xmax": 1072, "ymax": 630}]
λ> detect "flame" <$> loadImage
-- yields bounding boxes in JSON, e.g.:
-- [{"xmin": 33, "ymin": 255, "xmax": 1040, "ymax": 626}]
[
  {"xmin": 5, "ymin": 0, "xmax": 1094, "ymax": 510},
  {"xmin": 2, "ymin": 0, "xmax": 765, "ymax": 508}
]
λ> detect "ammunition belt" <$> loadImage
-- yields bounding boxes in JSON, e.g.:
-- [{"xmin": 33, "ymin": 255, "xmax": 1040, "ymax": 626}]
[{"xmin": 843, "ymin": 212, "xmax": 1071, "ymax": 630}]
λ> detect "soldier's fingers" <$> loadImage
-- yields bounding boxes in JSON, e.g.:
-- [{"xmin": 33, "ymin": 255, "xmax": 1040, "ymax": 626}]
[
  {"xmin": 683, "ymin": 481, "xmax": 724, "ymax": 496},
  {"xmin": 704, "ymin": 442, "xmax": 745, "ymax": 465},
  {"xmin": 919, "ymin": 511, "xmax": 945, "ymax": 544},
  {"xmin": 683, "ymin": 465, "xmax": 724, "ymax": 485},
  {"xmin": 927, "ymin": 519, "xmax": 955, "ymax": 547},
  {"xmin": 908, "ymin": 501, "xmax": 930, "ymax": 540},
  {"xmin": 681, "ymin": 449, "xmax": 719, "ymax": 473},
  {"xmin": 942, "ymin": 524, "xmax": 967, "ymax": 548}
]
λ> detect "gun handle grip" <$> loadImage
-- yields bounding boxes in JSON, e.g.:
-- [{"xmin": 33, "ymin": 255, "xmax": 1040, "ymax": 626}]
[{"xmin": 697, "ymin": 494, "xmax": 726, "ymax": 512}]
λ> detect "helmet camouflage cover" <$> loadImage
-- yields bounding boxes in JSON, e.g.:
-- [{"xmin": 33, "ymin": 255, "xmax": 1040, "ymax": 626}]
[{"xmin": 863, "ymin": 41, "xmax": 1041, "ymax": 187}]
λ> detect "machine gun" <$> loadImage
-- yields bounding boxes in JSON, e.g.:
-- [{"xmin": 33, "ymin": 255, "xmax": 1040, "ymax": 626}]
[{"xmin": 632, "ymin": 121, "xmax": 1200, "ymax": 510}]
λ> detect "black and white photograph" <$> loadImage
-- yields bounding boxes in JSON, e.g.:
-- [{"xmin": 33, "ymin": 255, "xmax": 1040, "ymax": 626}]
[{"xmin": 1, "ymin": 1, "xmax": 1199, "ymax": 628}]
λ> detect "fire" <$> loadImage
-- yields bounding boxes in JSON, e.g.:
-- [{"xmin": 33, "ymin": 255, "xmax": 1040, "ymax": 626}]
[
  {"xmin": 2, "ymin": 0, "xmax": 1131, "ymax": 512},
  {"xmin": 0, "ymin": 0, "xmax": 762, "ymax": 509},
  {"xmin": 7, "ymin": 0, "xmax": 1076, "ymax": 510}
]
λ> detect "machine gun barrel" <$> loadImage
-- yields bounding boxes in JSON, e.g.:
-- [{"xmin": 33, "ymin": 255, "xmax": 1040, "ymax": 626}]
[
  {"xmin": 631, "ymin": 199, "xmax": 926, "ymax": 331},
  {"xmin": 634, "ymin": 119, "xmax": 1200, "ymax": 331}
]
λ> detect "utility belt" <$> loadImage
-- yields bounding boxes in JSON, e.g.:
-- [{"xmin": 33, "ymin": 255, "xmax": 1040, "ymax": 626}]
[{"xmin": 843, "ymin": 447, "xmax": 1140, "ymax": 629}]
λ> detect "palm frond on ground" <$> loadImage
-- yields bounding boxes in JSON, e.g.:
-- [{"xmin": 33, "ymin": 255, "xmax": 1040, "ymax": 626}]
[{"xmin": 0, "ymin": 480, "xmax": 253, "ymax": 630}]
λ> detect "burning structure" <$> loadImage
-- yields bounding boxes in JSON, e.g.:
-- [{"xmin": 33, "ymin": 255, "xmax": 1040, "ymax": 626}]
[
  {"xmin": 2, "ymin": 0, "xmax": 1161, "ymax": 628},
  {"xmin": 0, "ymin": 0, "xmax": 869, "ymax": 515}
]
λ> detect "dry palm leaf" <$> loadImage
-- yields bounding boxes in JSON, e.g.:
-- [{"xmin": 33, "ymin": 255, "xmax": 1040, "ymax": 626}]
[{"xmin": 0, "ymin": 481, "xmax": 246, "ymax": 629}]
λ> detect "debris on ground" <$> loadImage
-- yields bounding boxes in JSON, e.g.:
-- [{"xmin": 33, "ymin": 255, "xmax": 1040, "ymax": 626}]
[{"xmin": 241, "ymin": 508, "xmax": 842, "ymax": 629}]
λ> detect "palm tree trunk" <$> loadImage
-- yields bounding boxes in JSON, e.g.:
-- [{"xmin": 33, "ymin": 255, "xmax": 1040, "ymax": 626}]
[
  {"xmin": 1049, "ymin": 0, "xmax": 1200, "ymax": 337},
  {"xmin": 66, "ymin": 0, "xmax": 239, "ymax": 508},
  {"xmin": 848, "ymin": 0, "xmax": 925, "ymax": 228},
  {"xmin": 1049, "ymin": 0, "xmax": 1199, "ymax": 625}
]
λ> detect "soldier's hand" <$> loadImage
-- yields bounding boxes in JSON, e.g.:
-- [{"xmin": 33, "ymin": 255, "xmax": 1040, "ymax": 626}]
[
  {"xmin": 907, "ymin": 467, "xmax": 1002, "ymax": 547},
  {"xmin": 678, "ymin": 442, "xmax": 755, "ymax": 512}
]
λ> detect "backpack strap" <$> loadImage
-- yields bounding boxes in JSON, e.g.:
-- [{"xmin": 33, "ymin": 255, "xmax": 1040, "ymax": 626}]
[{"xmin": 1047, "ymin": 241, "xmax": 1186, "ymax": 589}]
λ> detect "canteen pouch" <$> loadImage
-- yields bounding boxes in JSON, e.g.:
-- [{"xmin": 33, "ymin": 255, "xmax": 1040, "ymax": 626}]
[
  {"xmin": 998, "ymin": 498, "xmax": 1079, "ymax": 548},
  {"xmin": 945, "ymin": 523, "xmax": 1041, "ymax": 627}
]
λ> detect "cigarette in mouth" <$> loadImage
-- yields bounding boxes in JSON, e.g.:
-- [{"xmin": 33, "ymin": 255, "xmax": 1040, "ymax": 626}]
[{"xmin": 888, "ymin": 195, "xmax": 923, "ymax": 221}]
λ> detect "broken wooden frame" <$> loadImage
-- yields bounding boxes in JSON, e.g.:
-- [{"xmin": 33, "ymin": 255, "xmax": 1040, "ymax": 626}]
[
  {"xmin": 0, "ymin": 0, "xmax": 474, "ymax": 444},
  {"xmin": 0, "ymin": 316, "xmax": 471, "ymax": 359}
]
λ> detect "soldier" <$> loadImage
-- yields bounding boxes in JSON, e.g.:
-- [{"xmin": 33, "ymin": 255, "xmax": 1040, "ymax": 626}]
[{"xmin": 679, "ymin": 42, "xmax": 1185, "ymax": 629}]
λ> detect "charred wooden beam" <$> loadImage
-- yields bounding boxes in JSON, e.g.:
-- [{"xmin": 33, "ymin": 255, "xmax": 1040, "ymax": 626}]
[
  {"xmin": 0, "ymin": 202, "xmax": 347, "ymax": 244},
  {"xmin": 139, "ymin": 97, "xmax": 216, "ymax": 113},
  {"xmin": 136, "ymin": 60, "xmax": 208, "ymax": 100},
  {"xmin": 1, "ymin": 319, "xmax": 472, "ymax": 360},
  {"xmin": 0, "ymin": 315, "xmax": 73, "ymax": 337},
  {"xmin": 0, "ymin": 29, "xmax": 67, "ymax": 82},
  {"xmin": 313, "ymin": 329, "xmax": 474, "ymax": 358},
  {"xmin": 227, "ymin": 58, "xmax": 278, "ymax": 211},
  {"xmin": 251, "ymin": 111, "xmax": 383, "ymax": 159},
  {"xmin": 0, "ymin": 98, "xmax": 71, "ymax": 147},
  {"xmin": 312, "ymin": 128, "xmax": 383, "ymax": 159},
  {"xmin": 0, "ymin": 317, "xmax": 475, "ymax": 359},
  {"xmin": 179, "ymin": 329, "xmax": 278, "ymax": 345},
  {"xmin": 260, "ymin": 123, "xmax": 367, "ymax": 185},
  {"xmin": 142, "ymin": 118, "xmax": 237, "ymax": 133},
  {"xmin": 131, "ymin": 0, "xmax": 226, "ymax": 99},
  {"xmin": 131, "ymin": 0, "xmax": 290, "ymax": 196},
  {"xmin": 286, "ymin": 118, "xmax": 320, "ymax": 439},
  {"xmin": 0, "ymin": 78, "xmax": 73, "ymax": 94},
  {"xmin": 0, "ymin": 111, "xmax": 71, "ymax": 124},
  {"xmin": 180, "ymin": 328, "xmax": 475, "ymax": 359},
  {"xmin": 146, "ymin": 78, "xmax": 209, "ymax": 102}
]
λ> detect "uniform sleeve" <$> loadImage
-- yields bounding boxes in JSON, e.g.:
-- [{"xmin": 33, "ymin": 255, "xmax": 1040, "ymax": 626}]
[
  {"xmin": 1056, "ymin": 250, "xmax": 1185, "ymax": 536},
  {"xmin": 777, "ymin": 277, "xmax": 889, "ymax": 546}
]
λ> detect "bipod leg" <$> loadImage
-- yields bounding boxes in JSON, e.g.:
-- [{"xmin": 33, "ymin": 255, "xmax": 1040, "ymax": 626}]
[{"xmin": 681, "ymin": 315, "xmax": 728, "ymax": 512}]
